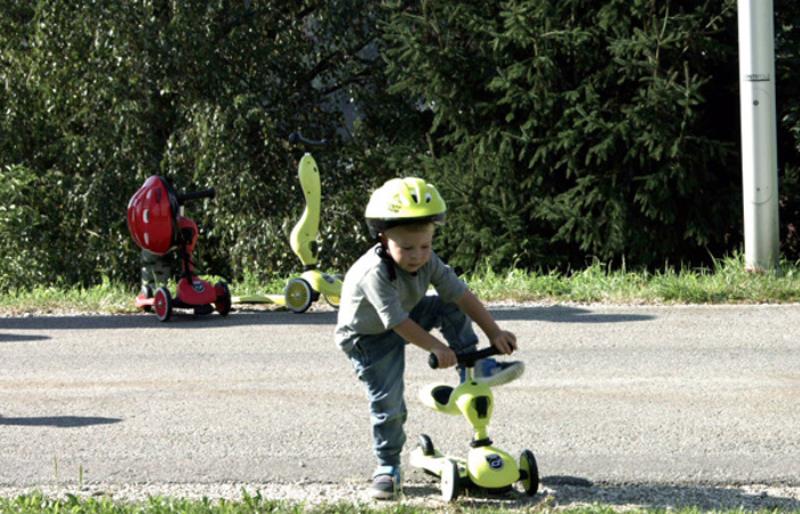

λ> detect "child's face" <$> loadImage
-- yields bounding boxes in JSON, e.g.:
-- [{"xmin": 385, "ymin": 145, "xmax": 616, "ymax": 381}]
[{"xmin": 383, "ymin": 224, "xmax": 435, "ymax": 274}]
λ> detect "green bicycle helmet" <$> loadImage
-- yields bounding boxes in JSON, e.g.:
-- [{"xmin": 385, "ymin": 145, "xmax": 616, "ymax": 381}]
[{"xmin": 365, "ymin": 177, "xmax": 446, "ymax": 237}]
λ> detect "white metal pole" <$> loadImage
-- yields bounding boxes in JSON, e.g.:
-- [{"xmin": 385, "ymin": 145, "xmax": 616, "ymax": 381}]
[{"xmin": 737, "ymin": 0, "xmax": 780, "ymax": 271}]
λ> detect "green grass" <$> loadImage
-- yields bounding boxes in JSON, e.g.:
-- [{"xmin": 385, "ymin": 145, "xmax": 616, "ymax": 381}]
[
  {"xmin": 0, "ymin": 276, "xmax": 134, "ymax": 315},
  {"xmin": 1, "ymin": 493, "xmax": 794, "ymax": 514},
  {"xmin": 465, "ymin": 254, "xmax": 800, "ymax": 305},
  {"xmin": 2, "ymin": 254, "xmax": 800, "ymax": 315}
]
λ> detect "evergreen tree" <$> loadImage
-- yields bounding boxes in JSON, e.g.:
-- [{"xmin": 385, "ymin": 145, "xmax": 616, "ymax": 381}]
[{"xmin": 382, "ymin": 0, "xmax": 746, "ymax": 270}]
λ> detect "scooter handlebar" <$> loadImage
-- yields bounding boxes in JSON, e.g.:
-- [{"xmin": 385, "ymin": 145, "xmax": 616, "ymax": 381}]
[
  {"xmin": 177, "ymin": 188, "xmax": 216, "ymax": 204},
  {"xmin": 428, "ymin": 346, "xmax": 503, "ymax": 370},
  {"xmin": 289, "ymin": 131, "xmax": 328, "ymax": 147}
]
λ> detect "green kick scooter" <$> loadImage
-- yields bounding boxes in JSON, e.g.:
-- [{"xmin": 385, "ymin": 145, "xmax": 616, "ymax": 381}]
[
  {"xmin": 232, "ymin": 132, "xmax": 343, "ymax": 312},
  {"xmin": 410, "ymin": 347, "xmax": 540, "ymax": 501}
]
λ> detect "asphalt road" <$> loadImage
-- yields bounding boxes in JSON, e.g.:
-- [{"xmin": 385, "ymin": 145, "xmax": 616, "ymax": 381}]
[{"xmin": 1, "ymin": 303, "xmax": 799, "ymax": 496}]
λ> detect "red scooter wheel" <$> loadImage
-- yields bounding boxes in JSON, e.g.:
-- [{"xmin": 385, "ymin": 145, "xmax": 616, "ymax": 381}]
[
  {"xmin": 215, "ymin": 281, "xmax": 231, "ymax": 316},
  {"xmin": 154, "ymin": 287, "xmax": 172, "ymax": 322}
]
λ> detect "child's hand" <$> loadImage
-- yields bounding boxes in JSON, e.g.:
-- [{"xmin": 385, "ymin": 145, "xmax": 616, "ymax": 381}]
[
  {"xmin": 490, "ymin": 330, "xmax": 518, "ymax": 355},
  {"xmin": 431, "ymin": 343, "xmax": 457, "ymax": 369}
]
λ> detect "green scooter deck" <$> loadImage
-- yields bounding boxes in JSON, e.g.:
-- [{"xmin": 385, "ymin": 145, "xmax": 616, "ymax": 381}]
[
  {"xmin": 231, "ymin": 294, "xmax": 286, "ymax": 306},
  {"xmin": 409, "ymin": 447, "xmax": 468, "ymax": 479}
]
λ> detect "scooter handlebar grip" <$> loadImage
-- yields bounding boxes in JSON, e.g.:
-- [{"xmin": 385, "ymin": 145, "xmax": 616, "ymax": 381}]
[
  {"xmin": 177, "ymin": 188, "xmax": 216, "ymax": 203},
  {"xmin": 427, "ymin": 346, "xmax": 505, "ymax": 370}
]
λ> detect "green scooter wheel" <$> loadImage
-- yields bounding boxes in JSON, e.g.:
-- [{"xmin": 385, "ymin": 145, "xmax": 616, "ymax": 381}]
[
  {"xmin": 418, "ymin": 434, "xmax": 434, "ymax": 456},
  {"xmin": 322, "ymin": 293, "xmax": 340, "ymax": 308},
  {"xmin": 518, "ymin": 449, "xmax": 539, "ymax": 495},
  {"xmin": 285, "ymin": 278, "xmax": 313, "ymax": 313},
  {"xmin": 441, "ymin": 459, "xmax": 460, "ymax": 501}
]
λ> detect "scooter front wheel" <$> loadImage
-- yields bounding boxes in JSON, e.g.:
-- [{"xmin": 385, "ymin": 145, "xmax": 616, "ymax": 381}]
[
  {"xmin": 518, "ymin": 449, "xmax": 539, "ymax": 496},
  {"xmin": 418, "ymin": 434, "xmax": 434, "ymax": 456},
  {"xmin": 154, "ymin": 287, "xmax": 172, "ymax": 322},
  {"xmin": 285, "ymin": 277, "xmax": 313, "ymax": 313},
  {"xmin": 441, "ymin": 459, "xmax": 460, "ymax": 501}
]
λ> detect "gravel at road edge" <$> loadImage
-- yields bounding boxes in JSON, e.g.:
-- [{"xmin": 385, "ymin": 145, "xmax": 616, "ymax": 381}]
[{"xmin": 2, "ymin": 481, "xmax": 800, "ymax": 511}]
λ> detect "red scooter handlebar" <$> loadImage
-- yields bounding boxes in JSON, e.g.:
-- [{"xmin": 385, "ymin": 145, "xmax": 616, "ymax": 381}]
[{"xmin": 177, "ymin": 188, "xmax": 215, "ymax": 204}]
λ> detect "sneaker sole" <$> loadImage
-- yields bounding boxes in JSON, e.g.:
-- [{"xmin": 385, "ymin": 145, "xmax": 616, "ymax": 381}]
[{"xmin": 474, "ymin": 362, "xmax": 525, "ymax": 387}]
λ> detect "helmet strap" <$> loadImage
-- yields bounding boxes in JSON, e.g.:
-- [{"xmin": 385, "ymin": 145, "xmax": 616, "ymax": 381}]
[{"xmin": 375, "ymin": 241, "xmax": 397, "ymax": 281}]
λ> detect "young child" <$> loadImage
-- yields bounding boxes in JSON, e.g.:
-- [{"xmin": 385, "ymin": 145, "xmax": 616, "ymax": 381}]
[{"xmin": 335, "ymin": 177, "xmax": 524, "ymax": 500}]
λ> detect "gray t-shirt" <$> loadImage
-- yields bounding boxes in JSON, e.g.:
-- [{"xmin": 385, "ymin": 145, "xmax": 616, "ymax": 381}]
[{"xmin": 334, "ymin": 244, "xmax": 467, "ymax": 352}]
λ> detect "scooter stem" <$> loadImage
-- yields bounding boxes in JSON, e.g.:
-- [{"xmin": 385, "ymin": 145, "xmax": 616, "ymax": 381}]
[{"xmin": 289, "ymin": 153, "xmax": 321, "ymax": 267}]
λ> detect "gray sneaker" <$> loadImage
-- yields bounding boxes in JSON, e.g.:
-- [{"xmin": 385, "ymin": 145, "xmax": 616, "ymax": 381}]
[
  {"xmin": 370, "ymin": 466, "xmax": 401, "ymax": 500},
  {"xmin": 473, "ymin": 358, "xmax": 525, "ymax": 386}
]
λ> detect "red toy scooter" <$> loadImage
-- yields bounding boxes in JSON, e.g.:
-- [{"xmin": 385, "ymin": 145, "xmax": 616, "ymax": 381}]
[{"xmin": 127, "ymin": 176, "xmax": 231, "ymax": 321}]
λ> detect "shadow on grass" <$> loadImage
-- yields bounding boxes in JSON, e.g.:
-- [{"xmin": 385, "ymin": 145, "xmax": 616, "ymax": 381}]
[
  {"xmin": 0, "ymin": 305, "xmax": 655, "ymax": 332},
  {"xmin": 0, "ymin": 415, "xmax": 122, "ymax": 428},
  {"xmin": 405, "ymin": 475, "xmax": 800, "ymax": 511}
]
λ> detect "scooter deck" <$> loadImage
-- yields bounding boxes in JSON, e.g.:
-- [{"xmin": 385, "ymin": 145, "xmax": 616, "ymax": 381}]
[
  {"xmin": 409, "ymin": 447, "xmax": 468, "ymax": 479},
  {"xmin": 231, "ymin": 294, "xmax": 286, "ymax": 306}
]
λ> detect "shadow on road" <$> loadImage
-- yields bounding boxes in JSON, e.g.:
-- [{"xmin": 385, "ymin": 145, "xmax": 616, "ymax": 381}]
[
  {"xmin": 0, "ymin": 333, "xmax": 51, "ymax": 343},
  {"xmin": 0, "ymin": 415, "xmax": 122, "ymax": 428},
  {"xmin": 544, "ymin": 480, "xmax": 800, "ymax": 511},
  {"xmin": 0, "ymin": 311, "xmax": 338, "ymax": 330},
  {"xmin": 490, "ymin": 304, "xmax": 656, "ymax": 323},
  {"xmin": 0, "ymin": 305, "xmax": 654, "ymax": 331},
  {"xmin": 407, "ymin": 475, "xmax": 800, "ymax": 510}
]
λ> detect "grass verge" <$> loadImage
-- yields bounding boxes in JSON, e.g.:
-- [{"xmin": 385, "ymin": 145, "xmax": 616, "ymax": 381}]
[
  {"xmin": 2, "ymin": 254, "xmax": 799, "ymax": 315},
  {"xmin": 3, "ymin": 493, "xmax": 796, "ymax": 514},
  {"xmin": 466, "ymin": 254, "xmax": 800, "ymax": 305}
]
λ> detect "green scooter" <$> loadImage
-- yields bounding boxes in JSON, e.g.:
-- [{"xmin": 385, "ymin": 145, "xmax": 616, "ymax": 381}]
[
  {"xmin": 232, "ymin": 132, "xmax": 343, "ymax": 312},
  {"xmin": 410, "ymin": 347, "xmax": 539, "ymax": 501},
  {"xmin": 281, "ymin": 132, "xmax": 343, "ymax": 312}
]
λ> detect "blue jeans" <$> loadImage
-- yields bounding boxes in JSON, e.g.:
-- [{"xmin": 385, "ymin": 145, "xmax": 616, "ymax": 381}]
[{"xmin": 346, "ymin": 294, "xmax": 478, "ymax": 468}]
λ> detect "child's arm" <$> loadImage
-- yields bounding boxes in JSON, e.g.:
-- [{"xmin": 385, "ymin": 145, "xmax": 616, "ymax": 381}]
[
  {"xmin": 455, "ymin": 289, "xmax": 517, "ymax": 355},
  {"xmin": 393, "ymin": 318, "xmax": 458, "ymax": 368}
]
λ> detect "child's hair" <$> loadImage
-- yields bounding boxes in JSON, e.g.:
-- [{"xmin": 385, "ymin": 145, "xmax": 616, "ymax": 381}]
[{"xmin": 384, "ymin": 221, "xmax": 436, "ymax": 235}]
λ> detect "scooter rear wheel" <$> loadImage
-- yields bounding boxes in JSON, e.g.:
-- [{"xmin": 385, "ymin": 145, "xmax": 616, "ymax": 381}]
[
  {"xmin": 518, "ymin": 449, "xmax": 539, "ymax": 496},
  {"xmin": 441, "ymin": 459, "xmax": 460, "ymax": 501},
  {"xmin": 322, "ymin": 274, "xmax": 342, "ymax": 309},
  {"xmin": 322, "ymin": 293, "xmax": 340, "ymax": 309},
  {"xmin": 139, "ymin": 285, "xmax": 154, "ymax": 312},
  {"xmin": 285, "ymin": 277, "xmax": 313, "ymax": 313},
  {"xmin": 154, "ymin": 287, "xmax": 172, "ymax": 322},
  {"xmin": 214, "ymin": 281, "xmax": 232, "ymax": 316}
]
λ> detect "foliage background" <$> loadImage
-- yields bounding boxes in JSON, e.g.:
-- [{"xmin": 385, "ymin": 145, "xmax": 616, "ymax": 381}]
[{"xmin": 1, "ymin": 0, "xmax": 799, "ymax": 291}]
